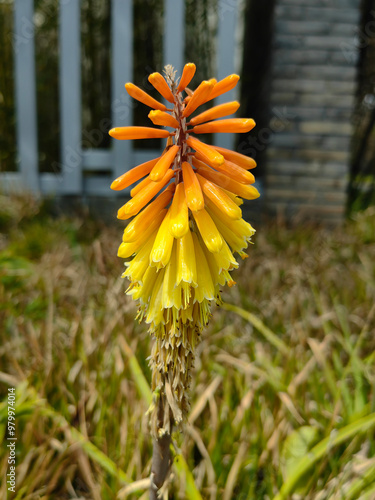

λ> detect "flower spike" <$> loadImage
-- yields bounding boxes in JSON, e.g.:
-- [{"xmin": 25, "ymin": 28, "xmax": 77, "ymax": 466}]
[{"xmin": 109, "ymin": 65, "xmax": 259, "ymax": 444}]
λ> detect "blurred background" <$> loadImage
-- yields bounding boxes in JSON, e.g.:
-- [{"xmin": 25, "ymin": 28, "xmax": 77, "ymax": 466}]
[
  {"xmin": 1, "ymin": 0, "xmax": 374, "ymax": 222},
  {"xmin": 1, "ymin": 1, "xmax": 375, "ymax": 499}
]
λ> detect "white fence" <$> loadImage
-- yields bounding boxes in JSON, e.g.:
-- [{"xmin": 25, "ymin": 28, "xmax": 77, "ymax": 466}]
[{"xmin": 4, "ymin": 0, "xmax": 242, "ymax": 196}]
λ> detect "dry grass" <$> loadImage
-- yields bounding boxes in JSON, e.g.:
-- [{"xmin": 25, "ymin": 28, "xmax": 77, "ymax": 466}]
[{"xmin": 1, "ymin": 195, "xmax": 375, "ymax": 499}]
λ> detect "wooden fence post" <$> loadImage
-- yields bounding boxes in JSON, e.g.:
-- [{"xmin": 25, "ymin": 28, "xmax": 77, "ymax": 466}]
[
  {"xmin": 59, "ymin": 0, "xmax": 82, "ymax": 194},
  {"xmin": 13, "ymin": 0, "xmax": 39, "ymax": 193}
]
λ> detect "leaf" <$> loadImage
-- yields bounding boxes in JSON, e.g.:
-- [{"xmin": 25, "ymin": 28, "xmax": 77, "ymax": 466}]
[
  {"xmin": 274, "ymin": 412, "xmax": 375, "ymax": 500},
  {"xmin": 280, "ymin": 426, "xmax": 320, "ymax": 492}
]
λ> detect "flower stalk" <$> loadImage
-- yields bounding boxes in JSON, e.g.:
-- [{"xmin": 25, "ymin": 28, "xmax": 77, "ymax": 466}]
[{"xmin": 109, "ymin": 63, "xmax": 259, "ymax": 496}]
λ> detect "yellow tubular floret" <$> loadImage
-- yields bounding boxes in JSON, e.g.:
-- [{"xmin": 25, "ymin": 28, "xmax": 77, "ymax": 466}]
[
  {"xmin": 181, "ymin": 161, "xmax": 204, "ymax": 212},
  {"xmin": 192, "ymin": 233, "xmax": 215, "ymax": 302},
  {"xmin": 199, "ymin": 235, "xmax": 222, "ymax": 287},
  {"xmin": 129, "ymin": 265, "xmax": 159, "ymax": 302},
  {"xmin": 118, "ymin": 209, "xmax": 167, "ymax": 258},
  {"xmin": 205, "ymin": 197, "xmax": 255, "ymax": 240},
  {"xmin": 213, "ymin": 240, "xmax": 239, "ymax": 273},
  {"xmin": 146, "ymin": 269, "xmax": 165, "ymax": 325},
  {"xmin": 192, "ymin": 208, "xmax": 223, "ymax": 253},
  {"xmin": 221, "ymin": 188, "xmax": 244, "ymax": 206},
  {"xmin": 150, "ymin": 145, "xmax": 179, "ymax": 181},
  {"xmin": 177, "ymin": 63, "xmax": 196, "ymax": 92},
  {"xmin": 118, "ymin": 168, "xmax": 175, "ymax": 219},
  {"xmin": 189, "ymin": 101, "xmax": 240, "ymax": 126},
  {"xmin": 122, "ymin": 187, "xmax": 174, "ymax": 242},
  {"xmin": 122, "ymin": 208, "xmax": 167, "ymax": 244},
  {"xmin": 162, "ymin": 243, "xmax": 182, "ymax": 309},
  {"xmin": 196, "ymin": 173, "xmax": 242, "ymax": 220},
  {"xmin": 169, "ymin": 182, "xmax": 189, "ymax": 238},
  {"xmin": 130, "ymin": 175, "xmax": 152, "ymax": 198},
  {"xmin": 206, "ymin": 206, "xmax": 253, "ymax": 255},
  {"xmin": 122, "ymin": 231, "xmax": 158, "ymax": 282},
  {"xmin": 150, "ymin": 209, "xmax": 174, "ymax": 269},
  {"xmin": 176, "ymin": 229, "xmax": 197, "ymax": 288},
  {"xmin": 194, "ymin": 164, "xmax": 260, "ymax": 200}
]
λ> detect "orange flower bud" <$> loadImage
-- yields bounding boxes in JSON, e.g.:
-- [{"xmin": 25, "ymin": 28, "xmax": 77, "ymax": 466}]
[
  {"xmin": 186, "ymin": 136, "xmax": 224, "ymax": 168},
  {"xmin": 181, "ymin": 161, "xmax": 204, "ymax": 212},
  {"xmin": 148, "ymin": 72, "xmax": 175, "ymax": 103},
  {"xmin": 110, "ymin": 156, "xmax": 160, "ymax": 191},
  {"xmin": 192, "ymin": 118, "xmax": 256, "ymax": 134},
  {"xmin": 206, "ymin": 74, "xmax": 240, "ymax": 102},
  {"xmin": 125, "ymin": 82, "xmax": 167, "ymax": 111},
  {"xmin": 214, "ymin": 146, "xmax": 257, "ymax": 170},
  {"xmin": 148, "ymin": 110, "xmax": 179, "ymax": 128},
  {"xmin": 182, "ymin": 80, "xmax": 216, "ymax": 118},
  {"xmin": 189, "ymin": 101, "xmax": 240, "ymax": 126},
  {"xmin": 149, "ymin": 145, "xmax": 180, "ymax": 181},
  {"xmin": 109, "ymin": 126, "xmax": 170, "ymax": 140},
  {"xmin": 177, "ymin": 63, "xmax": 196, "ymax": 92}
]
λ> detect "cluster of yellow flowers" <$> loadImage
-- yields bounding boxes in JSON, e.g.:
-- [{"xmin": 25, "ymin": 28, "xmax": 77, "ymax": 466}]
[{"xmin": 110, "ymin": 64, "xmax": 259, "ymax": 432}]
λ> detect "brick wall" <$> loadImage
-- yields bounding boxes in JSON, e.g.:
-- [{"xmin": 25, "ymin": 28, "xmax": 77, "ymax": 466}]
[{"xmin": 265, "ymin": 0, "xmax": 361, "ymax": 224}]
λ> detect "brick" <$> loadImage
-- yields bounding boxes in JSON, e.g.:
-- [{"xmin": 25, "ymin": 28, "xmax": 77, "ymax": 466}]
[
  {"xmin": 280, "ymin": 106, "xmax": 325, "ymax": 120},
  {"xmin": 276, "ymin": 20, "xmax": 331, "ymax": 36},
  {"xmin": 267, "ymin": 148, "xmax": 349, "ymax": 162},
  {"xmin": 275, "ymin": 34, "xmax": 353, "ymax": 50},
  {"xmin": 270, "ymin": 93, "xmax": 354, "ymax": 108},
  {"xmin": 265, "ymin": 175, "xmax": 348, "ymax": 191},
  {"xmin": 272, "ymin": 64, "xmax": 356, "ymax": 81},
  {"xmin": 299, "ymin": 121, "xmax": 352, "ymax": 135},
  {"xmin": 266, "ymin": 189, "xmax": 347, "ymax": 205},
  {"xmin": 274, "ymin": 6, "xmax": 360, "ymax": 24},
  {"xmin": 270, "ymin": 133, "xmax": 351, "ymax": 151},
  {"xmin": 265, "ymin": 161, "xmax": 349, "ymax": 177},
  {"xmin": 278, "ymin": 0, "xmax": 360, "ymax": 9},
  {"xmin": 265, "ymin": 201, "xmax": 346, "ymax": 225},
  {"xmin": 273, "ymin": 48, "xmax": 358, "ymax": 65},
  {"xmin": 271, "ymin": 79, "xmax": 356, "ymax": 94},
  {"xmin": 276, "ymin": 21, "xmax": 356, "ymax": 37},
  {"xmin": 276, "ymin": 106, "xmax": 352, "ymax": 121}
]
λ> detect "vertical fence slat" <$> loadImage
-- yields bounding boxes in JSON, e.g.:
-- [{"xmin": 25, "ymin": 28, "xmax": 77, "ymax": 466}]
[
  {"xmin": 163, "ymin": 0, "xmax": 184, "ymax": 74},
  {"xmin": 111, "ymin": 0, "xmax": 133, "ymax": 183},
  {"xmin": 214, "ymin": 0, "xmax": 240, "ymax": 150},
  {"xmin": 13, "ymin": 0, "xmax": 39, "ymax": 193},
  {"xmin": 59, "ymin": 0, "xmax": 82, "ymax": 194}
]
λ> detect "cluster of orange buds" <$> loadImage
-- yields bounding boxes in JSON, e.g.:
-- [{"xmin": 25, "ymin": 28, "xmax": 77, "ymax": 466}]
[{"xmin": 109, "ymin": 64, "xmax": 259, "ymax": 433}]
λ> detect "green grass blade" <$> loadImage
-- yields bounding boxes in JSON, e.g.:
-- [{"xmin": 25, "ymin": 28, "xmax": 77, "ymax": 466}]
[
  {"xmin": 173, "ymin": 452, "xmax": 203, "ymax": 500},
  {"xmin": 222, "ymin": 302, "xmax": 289, "ymax": 356},
  {"xmin": 119, "ymin": 336, "xmax": 152, "ymax": 405},
  {"xmin": 345, "ymin": 462, "xmax": 375, "ymax": 500},
  {"xmin": 273, "ymin": 412, "xmax": 375, "ymax": 500}
]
